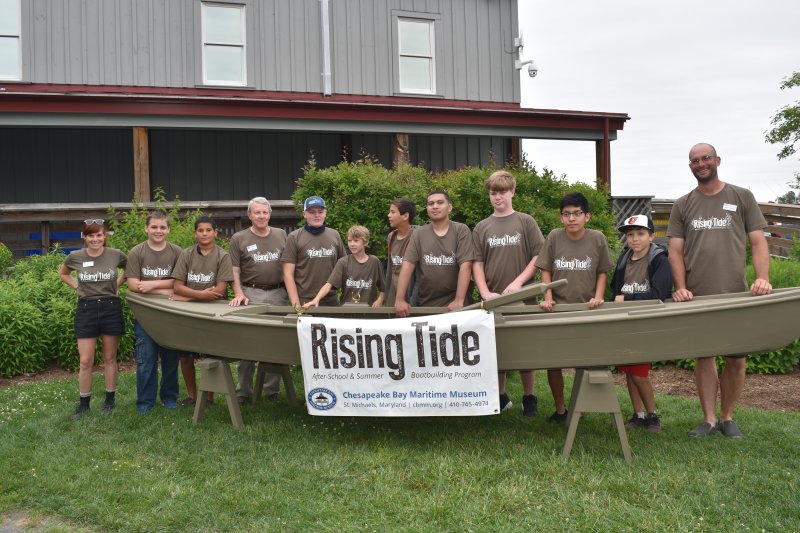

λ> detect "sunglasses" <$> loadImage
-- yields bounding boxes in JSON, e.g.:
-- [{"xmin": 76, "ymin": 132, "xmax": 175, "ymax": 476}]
[{"xmin": 84, "ymin": 218, "xmax": 105, "ymax": 225}]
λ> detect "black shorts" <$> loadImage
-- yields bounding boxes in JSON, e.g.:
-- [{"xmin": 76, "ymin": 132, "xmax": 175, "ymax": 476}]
[{"xmin": 74, "ymin": 297, "xmax": 125, "ymax": 339}]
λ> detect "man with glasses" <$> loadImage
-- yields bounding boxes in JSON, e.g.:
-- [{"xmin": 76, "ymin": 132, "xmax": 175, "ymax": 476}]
[
  {"xmin": 668, "ymin": 143, "xmax": 772, "ymax": 439},
  {"xmin": 535, "ymin": 192, "xmax": 613, "ymax": 422}
]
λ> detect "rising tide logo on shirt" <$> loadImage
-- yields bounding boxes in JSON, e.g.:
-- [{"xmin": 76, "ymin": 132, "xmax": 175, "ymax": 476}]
[
  {"xmin": 553, "ymin": 256, "xmax": 593, "ymax": 271},
  {"xmin": 690, "ymin": 214, "xmax": 733, "ymax": 231},
  {"xmin": 141, "ymin": 266, "xmax": 172, "ymax": 278},
  {"xmin": 306, "ymin": 247, "xmax": 336, "ymax": 258},
  {"xmin": 345, "ymin": 278, "xmax": 374, "ymax": 289},
  {"xmin": 78, "ymin": 269, "xmax": 116, "ymax": 282},
  {"xmin": 486, "ymin": 233, "xmax": 522, "ymax": 247},
  {"xmin": 187, "ymin": 271, "xmax": 215, "ymax": 283},
  {"xmin": 252, "ymin": 249, "xmax": 282, "ymax": 263},
  {"xmin": 423, "ymin": 253, "xmax": 456, "ymax": 266},
  {"xmin": 621, "ymin": 280, "xmax": 650, "ymax": 294}
]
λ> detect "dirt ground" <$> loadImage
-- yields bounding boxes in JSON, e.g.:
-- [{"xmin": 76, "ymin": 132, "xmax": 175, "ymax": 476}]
[{"xmin": 2, "ymin": 361, "xmax": 798, "ymax": 412}]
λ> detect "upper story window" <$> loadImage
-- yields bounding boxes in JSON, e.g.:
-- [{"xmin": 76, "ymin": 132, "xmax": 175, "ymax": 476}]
[
  {"xmin": 397, "ymin": 18, "xmax": 435, "ymax": 94},
  {"xmin": 0, "ymin": 0, "xmax": 21, "ymax": 81},
  {"xmin": 202, "ymin": 3, "xmax": 246, "ymax": 86}
]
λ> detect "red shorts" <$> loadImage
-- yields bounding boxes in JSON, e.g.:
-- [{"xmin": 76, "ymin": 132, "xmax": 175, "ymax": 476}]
[{"xmin": 617, "ymin": 364, "xmax": 651, "ymax": 377}]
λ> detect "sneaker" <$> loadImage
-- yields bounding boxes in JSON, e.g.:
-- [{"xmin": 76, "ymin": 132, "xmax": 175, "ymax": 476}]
[
  {"xmin": 643, "ymin": 413, "xmax": 662, "ymax": 434},
  {"xmin": 71, "ymin": 404, "xmax": 90, "ymax": 421},
  {"xmin": 499, "ymin": 393, "xmax": 512, "ymax": 411},
  {"xmin": 267, "ymin": 393, "xmax": 280, "ymax": 402},
  {"xmin": 101, "ymin": 403, "xmax": 115, "ymax": 415},
  {"xmin": 522, "ymin": 395, "xmax": 538, "ymax": 417},
  {"xmin": 687, "ymin": 421, "xmax": 717, "ymax": 437},
  {"xmin": 237, "ymin": 396, "xmax": 249, "ymax": 406},
  {"xmin": 181, "ymin": 397, "xmax": 196, "ymax": 407},
  {"xmin": 719, "ymin": 419, "xmax": 743, "ymax": 439},
  {"xmin": 625, "ymin": 415, "xmax": 645, "ymax": 429},
  {"xmin": 163, "ymin": 400, "xmax": 178, "ymax": 409},
  {"xmin": 548, "ymin": 410, "xmax": 568, "ymax": 423},
  {"xmin": 137, "ymin": 405, "xmax": 153, "ymax": 415}
]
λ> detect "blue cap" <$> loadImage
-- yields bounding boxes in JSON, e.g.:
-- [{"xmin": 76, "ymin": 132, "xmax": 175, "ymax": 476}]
[{"xmin": 303, "ymin": 196, "xmax": 327, "ymax": 210}]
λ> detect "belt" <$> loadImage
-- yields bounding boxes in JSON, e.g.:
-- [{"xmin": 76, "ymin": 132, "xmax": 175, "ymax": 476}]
[{"xmin": 245, "ymin": 282, "xmax": 285, "ymax": 291}]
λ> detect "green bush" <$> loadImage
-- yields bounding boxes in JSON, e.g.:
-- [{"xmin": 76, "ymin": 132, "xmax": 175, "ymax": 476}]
[
  {"xmin": 107, "ymin": 188, "xmax": 206, "ymax": 253},
  {"xmin": 0, "ymin": 299, "xmax": 48, "ymax": 377},
  {"xmin": 0, "ymin": 242, "xmax": 12, "ymax": 277},
  {"xmin": 293, "ymin": 157, "xmax": 620, "ymax": 260}
]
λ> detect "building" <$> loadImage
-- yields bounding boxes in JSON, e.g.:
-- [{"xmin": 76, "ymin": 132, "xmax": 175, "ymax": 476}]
[{"xmin": 0, "ymin": 0, "xmax": 628, "ymax": 254}]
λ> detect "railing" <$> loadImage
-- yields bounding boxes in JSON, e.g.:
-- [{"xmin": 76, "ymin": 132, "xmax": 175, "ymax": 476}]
[{"xmin": 0, "ymin": 201, "xmax": 302, "ymax": 258}]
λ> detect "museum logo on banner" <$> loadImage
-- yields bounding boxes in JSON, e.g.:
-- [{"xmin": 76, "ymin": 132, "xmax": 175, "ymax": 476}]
[{"xmin": 297, "ymin": 310, "xmax": 499, "ymax": 416}]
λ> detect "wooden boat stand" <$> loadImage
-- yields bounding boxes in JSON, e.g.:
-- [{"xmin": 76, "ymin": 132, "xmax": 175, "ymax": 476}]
[
  {"xmin": 192, "ymin": 358, "xmax": 298, "ymax": 429},
  {"xmin": 563, "ymin": 368, "xmax": 632, "ymax": 463}
]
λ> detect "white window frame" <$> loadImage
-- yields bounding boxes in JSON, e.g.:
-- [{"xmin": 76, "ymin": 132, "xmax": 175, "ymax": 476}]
[
  {"xmin": 396, "ymin": 17, "xmax": 436, "ymax": 95},
  {"xmin": 0, "ymin": 0, "xmax": 21, "ymax": 81},
  {"xmin": 201, "ymin": 2, "xmax": 246, "ymax": 87}
]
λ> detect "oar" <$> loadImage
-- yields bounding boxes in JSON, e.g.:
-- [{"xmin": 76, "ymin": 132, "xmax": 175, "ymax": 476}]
[{"xmin": 459, "ymin": 279, "xmax": 568, "ymax": 312}]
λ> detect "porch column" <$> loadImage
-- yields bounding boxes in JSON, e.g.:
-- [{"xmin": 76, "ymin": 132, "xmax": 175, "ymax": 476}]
[
  {"xmin": 393, "ymin": 133, "xmax": 410, "ymax": 167},
  {"xmin": 133, "ymin": 127, "xmax": 151, "ymax": 202},
  {"xmin": 595, "ymin": 118, "xmax": 611, "ymax": 189}
]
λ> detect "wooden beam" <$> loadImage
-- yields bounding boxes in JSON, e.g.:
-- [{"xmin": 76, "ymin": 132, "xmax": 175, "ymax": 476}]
[
  {"xmin": 133, "ymin": 127, "xmax": 151, "ymax": 202},
  {"xmin": 392, "ymin": 132, "xmax": 409, "ymax": 167},
  {"xmin": 509, "ymin": 138, "xmax": 521, "ymax": 166}
]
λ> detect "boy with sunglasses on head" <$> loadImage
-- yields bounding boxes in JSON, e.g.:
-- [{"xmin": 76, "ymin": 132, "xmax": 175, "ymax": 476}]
[{"xmin": 535, "ymin": 192, "xmax": 613, "ymax": 423}]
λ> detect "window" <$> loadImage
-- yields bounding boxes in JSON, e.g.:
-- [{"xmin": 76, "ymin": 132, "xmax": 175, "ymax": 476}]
[
  {"xmin": 397, "ymin": 18, "xmax": 435, "ymax": 94},
  {"xmin": 202, "ymin": 3, "xmax": 246, "ymax": 86},
  {"xmin": 0, "ymin": 0, "xmax": 21, "ymax": 81}
]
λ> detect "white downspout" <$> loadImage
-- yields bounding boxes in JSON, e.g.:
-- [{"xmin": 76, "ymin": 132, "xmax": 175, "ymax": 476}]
[{"xmin": 320, "ymin": 0, "xmax": 332, "ymax": 96}]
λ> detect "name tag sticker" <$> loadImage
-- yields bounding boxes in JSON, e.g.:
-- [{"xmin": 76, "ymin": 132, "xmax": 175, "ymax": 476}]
[
  {"xmin": 82, "ymin": 261, "xmax": 94, "ymax": 267},
  {"xmin": 722, "ymin": 203, "xmax": 738, "ymax": 212},
  {"xmin": 246, "ymin": 244, "xmax": 258, "ymax": 252}
]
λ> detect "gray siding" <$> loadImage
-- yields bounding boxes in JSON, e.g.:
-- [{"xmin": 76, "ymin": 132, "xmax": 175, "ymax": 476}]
[
  {"xmin": 21, "ymin": 0, "xmax": 518, "ymax": 102},
  {"xmin": 410, "ymin": 135, "xmax": 510, "ymax": 171}
]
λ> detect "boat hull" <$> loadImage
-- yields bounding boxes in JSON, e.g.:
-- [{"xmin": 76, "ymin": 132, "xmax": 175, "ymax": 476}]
[{"xmin": 126, "ymin": 288, "xmax": 800, "ymax": 370}]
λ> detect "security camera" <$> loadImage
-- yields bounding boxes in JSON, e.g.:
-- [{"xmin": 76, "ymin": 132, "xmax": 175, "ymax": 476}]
[{"xmin": 515, "ymin": 59, "xmax": 538, "ymax": 78}]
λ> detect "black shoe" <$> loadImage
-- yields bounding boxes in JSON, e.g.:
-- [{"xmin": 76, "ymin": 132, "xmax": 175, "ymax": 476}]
[
  {"xmin": 643, "ymin": 413, "xmax": 662, "ymax": 433},
  {"xmin": 625, "ymin": 415, "xmax": 645, "ymax": 429},
  {"xmin": 101, "ymin": 403, "xmax": 115, "ymax": 415},
  {"xmin": 71, "ymin": 404, "xmax": 90, "ymax": 421},
  {"xmin": 499, "ymin": 393, "xmax": 512, "ymax": 411},
  {"xmin": 719, "ymin": 419, "xmax": 743, "ymax": 439},
  {"xmin": 548, "ymin": 410, "xmax": 568, "ymax": 423},
  {"xmin": 522, "ymin": 395, "xmax": 538, "ymax": 417}
]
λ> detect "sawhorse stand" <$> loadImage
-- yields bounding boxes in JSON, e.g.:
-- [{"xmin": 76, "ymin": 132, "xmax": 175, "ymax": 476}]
[
  {"xmin": 562, "ymin": 368, "xmax": 632, "ymax": 463},
  {"xmin": 253, "ymin": 363, "xmax": 299, "ymax": 407}
]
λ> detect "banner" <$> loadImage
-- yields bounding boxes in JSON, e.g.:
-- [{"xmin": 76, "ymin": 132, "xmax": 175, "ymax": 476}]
[{"xmin": 297, "ymin": 310, "xmax": 499, "ymax": 416}]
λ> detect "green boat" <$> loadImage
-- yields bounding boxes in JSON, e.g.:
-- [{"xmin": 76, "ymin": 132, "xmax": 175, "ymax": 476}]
[{"xmin": 126, "ymin": 283, "xmax": 800, "ymax": 370}]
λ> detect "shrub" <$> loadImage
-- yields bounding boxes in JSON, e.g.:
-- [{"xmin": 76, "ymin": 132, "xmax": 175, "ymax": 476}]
[
  {"xmin": 292, "ymin": 157, "xmax": 620, "ymax": 261},
  {"xmin": 0, "ymin": 298, "xmax": 48, "ymax": 377},
  {"xmin": 0, "ymin": 242, "xmax": 12, "ymax": 277}
]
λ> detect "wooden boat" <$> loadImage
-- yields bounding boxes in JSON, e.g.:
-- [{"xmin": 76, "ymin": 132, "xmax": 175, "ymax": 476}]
[{"xmin": 125, "ymin": 282, "xmax": 800, "ymax": 371}]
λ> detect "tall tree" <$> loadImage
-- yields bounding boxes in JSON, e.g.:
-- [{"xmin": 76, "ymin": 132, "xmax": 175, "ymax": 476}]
[{"xmin": 766, "ymin": 71, "xmax": 800, "ymax": 203}]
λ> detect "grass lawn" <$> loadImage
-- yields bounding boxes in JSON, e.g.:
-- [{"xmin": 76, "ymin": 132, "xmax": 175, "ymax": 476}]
[{"xmin": 1, "ymin": 368, "xmax": 798, "ymax": 532}]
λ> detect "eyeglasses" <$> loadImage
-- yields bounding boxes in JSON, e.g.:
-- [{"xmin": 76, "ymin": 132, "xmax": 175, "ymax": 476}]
[
  {"xmin": 560, "ymin": 210, "xmax": 584, "ymax": 218},
  {"xmin": 689, "ymin": 154, "xmax": 715, "ymax": 166},
  {"xmin": 84, "ymin": 219, "xmax": 105, "ymax": 225}
]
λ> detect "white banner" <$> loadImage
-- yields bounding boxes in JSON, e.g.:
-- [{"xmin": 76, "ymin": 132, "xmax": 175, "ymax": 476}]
[{"xmin": 297, "ymin": 310, "xmax": 499, "ymax": 416}]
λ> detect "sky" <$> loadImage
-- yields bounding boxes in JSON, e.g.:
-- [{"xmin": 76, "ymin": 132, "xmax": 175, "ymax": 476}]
[{"xmin": 518, "ymin": 1, "xmax": 800, "ymax": 202}]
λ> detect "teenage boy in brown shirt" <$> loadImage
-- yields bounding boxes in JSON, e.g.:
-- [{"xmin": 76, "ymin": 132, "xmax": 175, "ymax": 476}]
[
  {"xmin": 535, "ymin": 192, "xmax": 613, "ymax": 423},
  {"xmin": 473, "ymin": 171, "xmax": 545, "ymax": 416}
]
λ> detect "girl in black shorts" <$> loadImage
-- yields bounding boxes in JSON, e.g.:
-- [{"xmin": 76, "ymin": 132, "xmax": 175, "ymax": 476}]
[{"xmin": 60, "ymin": 220, "xmax": 127, "ymax": 420}]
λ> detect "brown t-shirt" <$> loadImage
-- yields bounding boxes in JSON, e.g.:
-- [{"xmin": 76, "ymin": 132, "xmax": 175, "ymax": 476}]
[
  {"xmin": 327, "ymin": 254, "xmax": 386, "ymax": 305},
  {"xmin": 667, "ymin": 183, "xmax": 766, "ymax": 296},
  {"xmin": 472, "ymin": 211, "xmax": 545, "ymax": 293},
  {"xmin": 229, "ymin": 227, "xmax": 287, "ymax": 286},
  {"xmin": 172, "ymin": 244, "xmax": 234, "ymax": 291},
  {"xmin": 384, "ymin": 228, "xmax": 415, "ymax": 307},
  {"xmin": 63, "ymin": 247, "xmax": 127, "ymax": 299},
  {"xmin": 619, "ymin": 255, "xmax": 650, "ymax": 296},
  {"xmin": 535, "ymin": 228, "xmax": 613, "ymax": 303},
  {"xmin": 281, "ymin": 227, "xmax": 346, "ymax": 303},
  {"xmin": 404, "ymin": 222, "xmax": 475, "ymax": 307},
  {"xmin": 124, "ymin": 241, "xmax": 183, "ymax": 281}
]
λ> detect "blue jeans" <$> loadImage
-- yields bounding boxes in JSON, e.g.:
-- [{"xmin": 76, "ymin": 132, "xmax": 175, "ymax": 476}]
[{"xmin": 134, "ymin": 321, "xmax": 179, "ymax": 409}]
